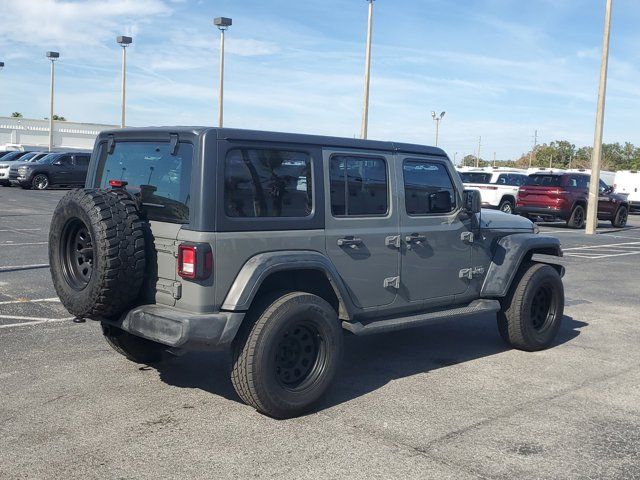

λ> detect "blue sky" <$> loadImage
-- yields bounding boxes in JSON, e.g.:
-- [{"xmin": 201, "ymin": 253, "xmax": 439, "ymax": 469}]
[{"xmin": 1, "ymin": 0, "xmax": 639, "ymax": 160}]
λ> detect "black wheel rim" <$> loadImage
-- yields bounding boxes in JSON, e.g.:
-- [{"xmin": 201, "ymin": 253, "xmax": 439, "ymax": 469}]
[
  {"xmin": 34, "ymin": 174, "xmax": 48, "ymax": 190},
  {"xmin": 575, "ymin": 208, "xmax": 584, "ymax": 226},
  {"xmin": 618, "ymin": 209, "xmax": 627, "ymax": 226},
  {"xmin": 530, "ymin": 283, "xmax": 556, "ymax": 332},
  {"xmin": 60, "ymin": 218, "xmax": 94, "ymax": 291},
  {"xmin": 274, "ymin": 322, "xmax": 326, "ymax": 391}
]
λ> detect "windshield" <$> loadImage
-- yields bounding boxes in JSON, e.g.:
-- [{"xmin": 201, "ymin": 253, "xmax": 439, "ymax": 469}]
[
  {"xmin": 18, "ymin": 152, "xmax": 39, "ymax": 162},
  {"xmin": 95, "ymin": 141, "xmax": 193, "ymax": 224},
  {"xmin": 525, "ymin": 175, "xmax": 562, "ymax": 187},
  {"xmin": 460, "ymin": 172, "xmax": 492, "ymax": 184},
  {"xmin": 1, "ymin": 151, "xmax": 29, "ymax": 162}
]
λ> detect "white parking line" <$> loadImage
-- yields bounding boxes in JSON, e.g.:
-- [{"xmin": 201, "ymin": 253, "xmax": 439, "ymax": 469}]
[
  {"xmin": 0, "ymin": 242, "xmax": 48, "ymax": 246},
  {"xmin": 0, "ymin": 263, "xmax": 50, "ymax": 272},
  {"xmin": 562, "ymin": 241, "xmax": 640, "ymax": 259},
  {"xmin": 0, "ymin": 297, "xmax": 60, "ymax": 305},
  {"xmin": 563, "ymin": 241, "xmax": 640, "ymax": 251},
  {"xmin": 0, "ymin": 228, "xmax": 41, "ymax": 232},
  {"xmin": 0, "ymin": 317, "xmax": 73, "ymax": 329}
]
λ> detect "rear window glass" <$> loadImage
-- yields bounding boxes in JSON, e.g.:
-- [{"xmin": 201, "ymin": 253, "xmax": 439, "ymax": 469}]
[
  {"xmin": 460, "ymin": 172, "xmax": 492, "ymax": 184},
  {"xmin": 224, "ymin": 148, "xmax": 313, "ymax": 218},
  {"xmin": 96, "ymin": 141, "xmax": 193, "ymax": 224},
  {"xmin": 525, "ymin": 175, "xmax": 562, "ymax": 187}
]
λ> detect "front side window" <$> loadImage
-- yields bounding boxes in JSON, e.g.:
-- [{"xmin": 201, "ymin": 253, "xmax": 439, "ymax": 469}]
[
  {"xmin": 330, "ymin": 155, "xmax": 388, "ymax": 216},
  {"xmin": 224, "ymin": 148, "xmax": 312, "ymax": 218},
  {"xmin": 403, "ymin": 160, "xmax": 456, "ymax": 215},
  {"xmin": 96, "ymin": 141, "xmax": 193, "ymax": 224}
]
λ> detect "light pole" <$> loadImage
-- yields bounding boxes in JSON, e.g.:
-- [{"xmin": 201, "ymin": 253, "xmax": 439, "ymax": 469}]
[
  {"xmin": 214, "ymin": 17, "xmax": 232, "ymax": 128},
  {"xmin": 586, "ymin": 0, "xmax": 613, "ymax": 235},
  {"xmin": 46, "ymin": 51, "xmax": 59, "ymax": 152},
  {"xmin": 117, "ymin": 36, "xmax": 132, "ymax": 128},
  {"xmin": 454, "ymin": 152, "xmax": 458, "ymax": 164},
  {"xmin": 360, "ymin": 0, "xmax": 375, "ymax": 140},
  {"xmin": 476, "ymin": 136, "xmax": 482, "ymax": 167},
  {"xmin": 430, "ymin": 111, "xmax": 445, "ymax": 146}
]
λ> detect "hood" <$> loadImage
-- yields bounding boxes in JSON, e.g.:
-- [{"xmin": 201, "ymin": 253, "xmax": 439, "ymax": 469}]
[{"xmin": 478, "ymin": 208, "xmax": 534, "ymax": 231}]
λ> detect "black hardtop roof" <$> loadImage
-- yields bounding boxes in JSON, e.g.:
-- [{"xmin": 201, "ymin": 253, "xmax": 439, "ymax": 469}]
[{"xmin": 98, "ymin": 126, "xmax": 448, "ymax": 157}]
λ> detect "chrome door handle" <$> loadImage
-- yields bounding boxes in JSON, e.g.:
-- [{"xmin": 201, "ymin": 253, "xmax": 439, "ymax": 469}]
[{"xmin": 337, "ymin": 236, "xmax": 363, "ymax": 248}]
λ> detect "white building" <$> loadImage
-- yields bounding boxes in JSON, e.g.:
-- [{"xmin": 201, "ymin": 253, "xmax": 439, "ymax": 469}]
[{"xmin": 0, "ymin": 116, "xmax": 117, "ymax": 152}]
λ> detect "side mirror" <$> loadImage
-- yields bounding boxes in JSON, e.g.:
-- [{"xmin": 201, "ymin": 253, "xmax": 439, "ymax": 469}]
[
  {"xmin": 463, "ymin": 189, "xmax": 481, "ymax": 214},
  {"xmin": 428, "ymin": 191, "xmax": 453, "ymax": 213}
]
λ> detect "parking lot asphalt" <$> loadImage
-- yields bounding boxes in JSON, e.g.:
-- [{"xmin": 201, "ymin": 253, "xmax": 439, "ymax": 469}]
[{"xmin": 1, "ymin": 186, "xmax": 639, "ymax": 479}]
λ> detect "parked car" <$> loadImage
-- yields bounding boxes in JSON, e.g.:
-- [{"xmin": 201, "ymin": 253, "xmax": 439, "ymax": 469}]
[
  {"xmin": 458, "ymin": 168, "xmax": 528, "ymax": 214},
  {"xmin": 9, "ymin": 151, "xmax": 91, "ymax": 190},
  {"xmin": 516, "ymin": 172, "xmax": 629, "ymax": 228},
  {"xmin": 0, "ymin": 150, "xmax": 34, "ymax": 186},
  {"xmin": 614, "ymin": 170, "xmax": 640, "ymax": 212},
  {"xmin": 48, "ymin": 127, "xmax": 565, "ymax": 419}
]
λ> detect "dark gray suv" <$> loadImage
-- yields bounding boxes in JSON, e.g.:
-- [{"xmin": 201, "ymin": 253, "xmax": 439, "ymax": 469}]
[{"xmin": 48, "ymin": 127, "xmax": 565, "ymax": 418}]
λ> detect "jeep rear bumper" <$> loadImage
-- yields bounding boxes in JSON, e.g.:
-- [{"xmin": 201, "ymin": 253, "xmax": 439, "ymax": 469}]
[
  {"xmin": 515, "ymin": 205, "xmax": 568, "ymax": 220},
  {"xmin": 100, "ymin": 305, "xmax": 245, "ymax": 350}
]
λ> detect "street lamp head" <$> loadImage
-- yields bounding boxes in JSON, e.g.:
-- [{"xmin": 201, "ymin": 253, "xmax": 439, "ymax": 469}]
[
  {"xmin": 431, "ymin": 111, "xmax": 436, "ymax": 119},
  {"xmin": 214, "ymin": 17, "xmax": 232, "ymax": 30},
  {"xmin": 117, "ymin": 35, "xmax": 133, "ymax": 47},
  {"xmin": 46, "ymin": 51, "xmax": 60, "ymax": 60},
  {"xmin": 440, "ymin": 111, "xmax": 446, "ymax": 118},
  {"xmin": 0, "ymin": 61, "xmax": 4, "ymax": 70}
]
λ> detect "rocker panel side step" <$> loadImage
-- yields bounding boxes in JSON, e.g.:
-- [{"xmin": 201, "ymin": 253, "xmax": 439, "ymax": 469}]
[{"xmin": 342, "ymin": 299, "xmax": 501, "ymax": 336}]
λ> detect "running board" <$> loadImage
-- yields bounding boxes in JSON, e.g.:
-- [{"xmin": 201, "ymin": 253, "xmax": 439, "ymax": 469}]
[{"xmin": 342, "ymin": 299, "xmax": 501, "ymax": 336}]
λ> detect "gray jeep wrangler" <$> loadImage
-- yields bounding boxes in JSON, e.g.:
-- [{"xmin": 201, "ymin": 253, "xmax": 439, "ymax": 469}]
[{"xmin": 49, "ymin": 127, "xmax": 564, "ymax": 419}]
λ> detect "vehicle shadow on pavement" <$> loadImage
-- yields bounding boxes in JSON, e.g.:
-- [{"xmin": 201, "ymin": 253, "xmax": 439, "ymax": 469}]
[{"xmin": 153, "ymin": 314, "xmax": 586, "ymax": 412}]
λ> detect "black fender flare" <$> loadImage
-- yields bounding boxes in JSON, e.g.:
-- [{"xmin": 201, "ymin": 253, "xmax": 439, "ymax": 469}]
[
  {"xmin": 481, "ymin": 233, "xmax": 563, "ymax": 297},
  {"xmin": 221, "ymin": 250, "xmax": 356, "ymax": 319}
]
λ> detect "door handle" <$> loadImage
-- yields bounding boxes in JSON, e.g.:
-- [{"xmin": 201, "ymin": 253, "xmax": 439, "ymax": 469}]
[
  {"xmin": 405, "ymin": 233, "xmax": 427, "ymax": 244},
  {"xmin": 337, "ymin": 236, "xmax": 363, "ymax": 249}
]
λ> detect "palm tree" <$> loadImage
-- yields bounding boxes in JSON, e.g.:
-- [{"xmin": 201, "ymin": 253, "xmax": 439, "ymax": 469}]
[{"xmin": 11, "ymin": 112, "xmax": 23, "ymax": 118}]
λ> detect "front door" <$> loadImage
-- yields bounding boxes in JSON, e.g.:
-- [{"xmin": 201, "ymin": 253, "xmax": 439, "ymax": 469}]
[
  {"xmin": 52, "ymin": 154, "xmax": 73, "ymax": 184},
  {"xmin": 397, "ymin": 156, "xmax": 472, "ymax": 302},
  {"xmin": 324, "ymin": 150, "xmax": 400, "ymax": 309}
]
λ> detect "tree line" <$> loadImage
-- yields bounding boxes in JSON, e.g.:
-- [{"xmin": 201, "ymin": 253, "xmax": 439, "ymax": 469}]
[{"xmin": 461, "ymin": 140, "xmax": 640, "ymax": 172}]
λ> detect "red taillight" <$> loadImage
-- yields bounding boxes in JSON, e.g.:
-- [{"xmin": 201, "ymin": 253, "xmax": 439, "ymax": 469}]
[
  {"xmin": 109, "ymin": 179, "xmax": 128, "ymax": 188},
  {"xmin": 178, "ymin": 243, "xmax": 213, "ymax": 281}
]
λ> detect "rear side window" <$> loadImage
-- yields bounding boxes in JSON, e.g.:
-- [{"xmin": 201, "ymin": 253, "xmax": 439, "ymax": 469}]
[
  {"xmin": 224, "ymin": 148, "xmax": 312, "ymax": 218},
  {"xmin": 403, "ymin": 160, "xmax": 456, "ymax": 215},
  {"xmin": 96, "ymin": 141, "xmax": 193, "ymax": 224},
  {"xmin": 75, "ymin": 155, "xmax": 90, "ymax": 167},
  {"xmin": 525, "ymin": 175, "xmax": 561, "ymax": 187},
  {"xmin": 330, "ymin": 155, "xmax": 388, "ymax": 216},
  {"xmin": 460, "ymin": 172, "xmax": 492, "ymax": 184}
]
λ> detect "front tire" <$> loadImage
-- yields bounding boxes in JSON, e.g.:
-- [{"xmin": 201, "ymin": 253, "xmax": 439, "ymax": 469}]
[
  {"xmin": 101, "ymin": 323, "xmax": 165, "ymax": 364},
  {"xmin": 32, "ymin": 173, "xmax": 49, "ymax": 190},
  {"xmin": 566, "ymin": 205, "xmax": 585, "ymax": 229},
  {"xmin": 231, "ymin": 292, "xmax": 343, "ymax": 419},
  {"xmin": 611, "ymin": 205, "xmax": 628, "ymax": 228},
  {"xmin": 497, "ymin": 262, "xmax": 564, "ymax": 351}
]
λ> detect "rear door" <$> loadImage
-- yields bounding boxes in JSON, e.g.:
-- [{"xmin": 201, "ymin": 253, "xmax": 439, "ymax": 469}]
[
  {"xmin": 71, "ymin": 154, "xmax": 90, "ymax": 185},
  {"xmin": 398, "ymin": 156, "xmax": 472, "ymax": 302},
  {"xmin": 324, "ymin": 150, "xmax": 400, "ymax": 308},
  {"xmin": 94, "ymin": 140, "xmax": 194, "ymax": 306}
]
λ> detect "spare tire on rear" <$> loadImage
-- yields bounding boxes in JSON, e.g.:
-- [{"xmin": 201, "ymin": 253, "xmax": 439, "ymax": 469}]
[{"xmin": 49, "ymin": 189, "xmax": 146, "ymax": 318}]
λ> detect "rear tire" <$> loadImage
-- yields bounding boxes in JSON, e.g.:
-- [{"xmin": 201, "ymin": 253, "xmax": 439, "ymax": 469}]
[
  {"xmin": 101, "ymin": 323, "xmax": 165, "ymax": 364},
  {"xmin": 566, "ymin": 205, "xmax": 585, "ymax": 229},
  {"xmin": 231, "ymin": 292, "xmax": 343, "ymax": 419},
  {"xmin": 498, "ymin": 198, "xmax": 514, "ymax": 214},
  {"xmin": 498, "ymin": 262, "xmax": 564, "ymax": 351},
  {"xmin": 611, "ymin": 205, "xmax": 628, "ymax": 228}
]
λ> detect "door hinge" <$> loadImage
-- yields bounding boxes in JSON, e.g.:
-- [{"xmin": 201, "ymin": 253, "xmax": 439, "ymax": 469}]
[
  {"xmin": 459, "ymin": 267, "xmax": 485, "ymax": 280},
  {"xmin": 461, "ymin": 231, "xmax": 475, "ymax": 243},
  {"xmin": 383, "ymin": 276, "xmax": 400, "ymax": 289},
  {"xmin": 385, "ymin": 235, "xmax": 401, "ymax": 249}
]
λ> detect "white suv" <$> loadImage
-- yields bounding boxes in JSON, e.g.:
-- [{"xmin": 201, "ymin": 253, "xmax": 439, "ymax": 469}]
[
  {"xmin": 457, "ymin": 167, "xmax": 528, "ymax": 214},
  {"xmin": 614, "ymin": 170, "xmax": 640, "ymax": 212}
]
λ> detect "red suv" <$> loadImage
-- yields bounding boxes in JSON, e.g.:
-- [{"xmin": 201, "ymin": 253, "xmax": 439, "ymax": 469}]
[{"xmin": 516, "ymin": 173, "xmax": 629, "ymax": 228}]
